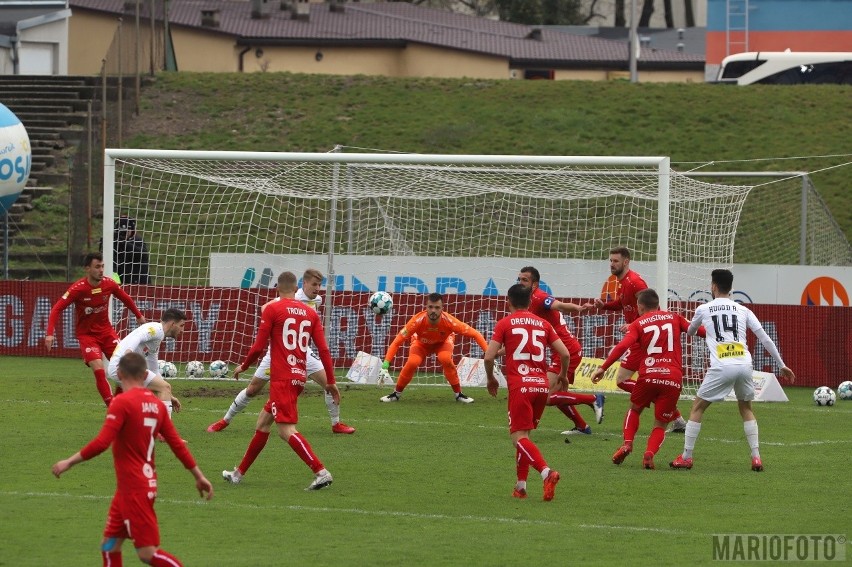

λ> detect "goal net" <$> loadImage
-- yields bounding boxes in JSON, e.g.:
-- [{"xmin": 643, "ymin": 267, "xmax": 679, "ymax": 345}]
[{"xmin": 104, "ymin": 149, "xmax": 753, "ymax": 396}]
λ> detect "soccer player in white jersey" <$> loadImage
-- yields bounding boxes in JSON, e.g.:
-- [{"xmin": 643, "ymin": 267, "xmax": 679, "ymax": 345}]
[
  {"xmin": 670, "ymin": 269, "xmax": 795, "ymax": 472},
  {"xmin": 207, "ymin": 268, "xmax": 355, "ymax": 434},
  {"xmin": 107, "ymin": 308, "xmax": 188, "ymax": 417}
]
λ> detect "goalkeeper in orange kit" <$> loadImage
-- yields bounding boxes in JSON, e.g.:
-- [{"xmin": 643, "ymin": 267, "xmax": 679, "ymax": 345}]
[{"xmin": 379, "ymin": 293, "xmax": 488, "ymax": 404}]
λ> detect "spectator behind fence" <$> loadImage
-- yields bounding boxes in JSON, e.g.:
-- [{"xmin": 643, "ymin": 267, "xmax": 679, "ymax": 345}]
[{"xmin": 113, "ymin": 215, "xmax": 150, "ymax": 284}]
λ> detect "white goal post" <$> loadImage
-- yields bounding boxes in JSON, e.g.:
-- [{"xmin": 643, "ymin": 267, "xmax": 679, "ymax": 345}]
[{"xmin": 103, "ymin": 149, "xmax": 752, "ymax": 396}]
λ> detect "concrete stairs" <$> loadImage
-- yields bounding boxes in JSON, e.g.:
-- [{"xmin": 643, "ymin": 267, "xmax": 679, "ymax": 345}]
[{"xmin": 0, "ymin": 75, "xmax": 102, "ymax": 279}]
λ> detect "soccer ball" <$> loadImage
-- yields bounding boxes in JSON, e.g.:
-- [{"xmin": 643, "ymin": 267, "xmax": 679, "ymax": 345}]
[
  {"xmin": 158, "ymin": 360, "xmax": 177, "ymax": 378},
  {"xmin": 209, "ymin": 360, "xmax": 229, "ymax": 378},
  {"xmin": 186, "ymin": 360, "xmax": 205, "ymax": 378},
  {"xmin": 837, "ymin": 381, "xmax": 852, "ymax": 400},
  {"xmin": 369, "ymin": 291, "xmax": 393, "ymax": 315},
  {"xmin": 813, "ymin": 386, "xmax": 836, "ymax": 407}
]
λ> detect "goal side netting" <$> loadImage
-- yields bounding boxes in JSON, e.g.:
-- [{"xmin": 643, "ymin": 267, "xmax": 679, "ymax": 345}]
[{"xmin": 104, "ymin": 150, "xmax": 753, "ymax": 397}]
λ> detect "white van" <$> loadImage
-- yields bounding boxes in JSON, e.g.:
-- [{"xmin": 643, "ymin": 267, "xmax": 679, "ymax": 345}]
[{"xmin": 716, "ymin": 51, "xmax": 852, "ymax": 85}]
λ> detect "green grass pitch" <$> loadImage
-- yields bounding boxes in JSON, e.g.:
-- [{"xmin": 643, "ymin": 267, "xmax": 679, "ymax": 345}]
[{"xmin": 1, "ymin": 355, "xmax": 850, "ymax": 566}]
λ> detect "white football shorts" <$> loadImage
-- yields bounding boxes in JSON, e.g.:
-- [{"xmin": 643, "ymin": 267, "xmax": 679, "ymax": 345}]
[
  {"xmin": 696, "ymin": 364, "xmax": 754, "ymax": 403},
  {"xmin": 253, "ymin": 348, "xmax": 324, "ymax": 380}
]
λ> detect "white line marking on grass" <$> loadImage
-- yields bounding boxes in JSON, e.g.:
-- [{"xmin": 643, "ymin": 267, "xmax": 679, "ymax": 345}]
[
  {"xmin": 2, "ymin": 490, "xmax": 693, "ymax": 534},
  {"xmin": 579, "ymin": 523, "xmax": 686, "ymax": 535},
  {"xmin": 3, "ymin": 490, "xmax": 558, "ymax": 526}
]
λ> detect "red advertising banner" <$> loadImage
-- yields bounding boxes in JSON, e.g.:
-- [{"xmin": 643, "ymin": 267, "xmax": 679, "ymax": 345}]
[{"xmin": 2, "ymin": 281, "xmax": 848, "ymax": 388}]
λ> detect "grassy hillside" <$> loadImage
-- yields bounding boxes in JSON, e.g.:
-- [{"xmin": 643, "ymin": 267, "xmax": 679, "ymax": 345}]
[{"xmin": 126, "ymin": 73, "xmax": 851, "ymax": 242}]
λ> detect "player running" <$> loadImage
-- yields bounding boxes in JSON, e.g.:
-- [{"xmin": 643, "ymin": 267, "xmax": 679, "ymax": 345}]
[
  {"xmin": 584, "ymin": 246, "xmax": 688, "ymax": 433},
  {"xmin": 517, "ymin": 266, "xmax": 605, "ymax": 435},
  {"xmin": 225, "ymin": 271, "xmax": 339, "ymax": 490},
  {"xmin": 591, "ymin": 289, "xmax": 704, "ymax": 469},
  {"xmin": 45, "ymin": 252, "xmax": 146, "ymax": 407},
  {"xmin": 207, "ymin": 268, "xmax": 355, "ymax": 434},
  {"xmin": 484, "ymin": 284, "xmax": 566, "ymax": 501},
  {"xmin": 51, "ymin": 352, "xmax": 213, "ymax": 566}
]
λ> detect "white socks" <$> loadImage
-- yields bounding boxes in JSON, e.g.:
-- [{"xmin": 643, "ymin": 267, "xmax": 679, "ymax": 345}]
[
  {"xmin": 325, "ymin": 390, "xmax": 340, "ymax": 425},
  {"xmin": 224, "ymin": 388, "xmax": 252, "ymax": 422},
  {"xmin": 743, "ymin": 419, "xmax": 760, "ymax": 458},
  {"xmin": 540, "ymin": 467, "xmax": 551, "ymax": 480},
  {"xmin": 683, "ymin": 420, "xmax": 702, "ymax": 459}
]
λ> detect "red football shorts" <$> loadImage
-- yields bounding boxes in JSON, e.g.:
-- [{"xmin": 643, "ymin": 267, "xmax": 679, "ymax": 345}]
[
  {"xmin": 630, "ymin": 376, "xmax": 682, "ymax": 422},
  {"xmin": 268, "ymin": 378, "xmax": 305, "ymax": 424},
  {"xmin": 547, "ymin": 345, "xmax": 581, "ymax": 383},
  {"xmin": 620, "ymin": 346, "xmax": 643, "ymax": 373},
  {"xmin": 103, "ymin": 490, "xmax": 160, "ymax": 548},
  {"xmin": 78, "ymin": 332, "xmax": 120, "ymax": 365},
  {"xmin": 507, "ymin": 381, "xmax": 549, "ymax": 434}
]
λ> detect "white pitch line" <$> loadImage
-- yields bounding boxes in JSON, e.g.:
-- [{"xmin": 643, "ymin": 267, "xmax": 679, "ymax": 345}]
[
  {"xmin": 6, "ymin": 399, "xmax": 851, "ymax": 444},
  {"xmin": 1, "ymin": 490, "xmax": 695, "ymax": 534}
]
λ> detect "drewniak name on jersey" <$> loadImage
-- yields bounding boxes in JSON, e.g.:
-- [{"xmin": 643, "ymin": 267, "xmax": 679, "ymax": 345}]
[{"xmin": 512, "ymin": 317, "xmax": 546, "ymax": 328}]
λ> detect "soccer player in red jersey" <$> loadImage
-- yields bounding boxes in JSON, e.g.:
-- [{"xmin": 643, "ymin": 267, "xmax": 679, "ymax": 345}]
[
  {"xmin": 484, "ymin": 283, "xmax": 568, "ymax": 501},
  {"xmin": 584, "ymin": 247, "xmax": 689, "ymax": 432},
  {"xmin": 228, "ymin": 271, "xmax": 340, "ymax": 490},
  {"xmin": 45, "ymin": 252, "xmax": 146, "ymax": 407},
  {"xmin": 207, "ymin": 268, "xmax": 354, "ymax": 435},
  {"xmin": 378, "ymin": 292, "xmax": 488, "ymax": 403},
  {"xmin": 583, "ymin": 246, "xmax": 648, "ymax": 394},
  {"xmin": 591, "ymin": 288, "xmax": 704, "ymax": 469},
  {"xmin": 517, "ymin": 266, "xmax": 605, "ymax": 435},
  {"xmin": 51, "ymin": 352, "xmax": 213, "ymax": 567}
]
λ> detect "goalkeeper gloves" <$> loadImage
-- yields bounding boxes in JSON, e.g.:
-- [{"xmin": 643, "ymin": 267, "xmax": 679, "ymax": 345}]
[{"xmin": 378, "ymin": 361, "xmax": 391, "ymax": 383}]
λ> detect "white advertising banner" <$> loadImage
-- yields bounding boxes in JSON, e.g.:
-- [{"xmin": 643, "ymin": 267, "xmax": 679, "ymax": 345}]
[{"xmin": 210, "ymin": 254, "xmax": 851, "ymax": 307}]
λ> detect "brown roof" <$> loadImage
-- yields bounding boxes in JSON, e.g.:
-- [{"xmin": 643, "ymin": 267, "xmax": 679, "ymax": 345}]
[{"xmin": 71, "ymin": 0, "xmax": 704, "ymax": 68}]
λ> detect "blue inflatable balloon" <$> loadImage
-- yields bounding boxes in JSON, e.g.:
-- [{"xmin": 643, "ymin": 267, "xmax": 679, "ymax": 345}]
[{"xmin": 0, "ymin": 103, "xmax": 31, "ymax": 215}]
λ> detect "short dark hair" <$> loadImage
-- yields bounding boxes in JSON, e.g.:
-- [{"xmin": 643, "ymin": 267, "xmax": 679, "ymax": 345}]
[
  {"xmin": 610, "ymin": 246, "xmax": 631, "ymax": 259},
  {"xmin": 519, "ymin": 266, "xmax": 540, "ymax": 283},
  {"xmin": 507, "ymin": 283, "xmax": 532, "ymax": 309},
  {"xmin": 161, "ymin": 308, "xmax": 188, "ymax": 323},
  {"xmin": 118, "ymin": 352, "xmax": 147, "ymax": 380},
  {"xmin": 278, "ymin": 271, "xmax": 298, "ymax": 292},
  {"xmin": 427, "ymin": 292, "xmax": 443, "ymax": 304},
  {"xmin": 712, "ymin": 269, "xmax": 734, "ymax": 294},
  {"xmin": 83, "ymin": 252, "xmax": 103, "ymax": 267},
  {"xmin": 636, "ymin": 288, "xmax": 659, "ymax": 310}
]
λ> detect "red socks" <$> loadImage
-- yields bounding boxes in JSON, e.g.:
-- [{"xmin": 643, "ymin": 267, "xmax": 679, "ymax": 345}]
[
  {"xmin": 556, "ymin": 404, "xmax": 589, "ymax": 430},
  {"xmin": 102, "ymin": 551, "xmax": 122, "ymax": 566},
  {"xmin": 150, "ymin": 549, "xmax": 183, "ymax": 566},
  {"xmin": 646, "ymin": 426, "xmax": 666, "ymax": 456},
  {"xmin": 516, "ymin": 447, "xmax": 530, "ymax": 482},
  {"xmin": 94, "ymin": 368, "xmax": 113, "ymax": 406},
  {"xmin": 623, "ymin": 408, "xmax": 640, "ymax": 445},
  {"xmin": 288, "ymin": 432, "xmax": 324, "ymax": 473},
  {"xmin": 237, "ymin": 430, "xmax": 270, "ymax": 475},
  {"xmin": 515, "ymin": 437, "xmax": 547, "ymax": 473}
]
